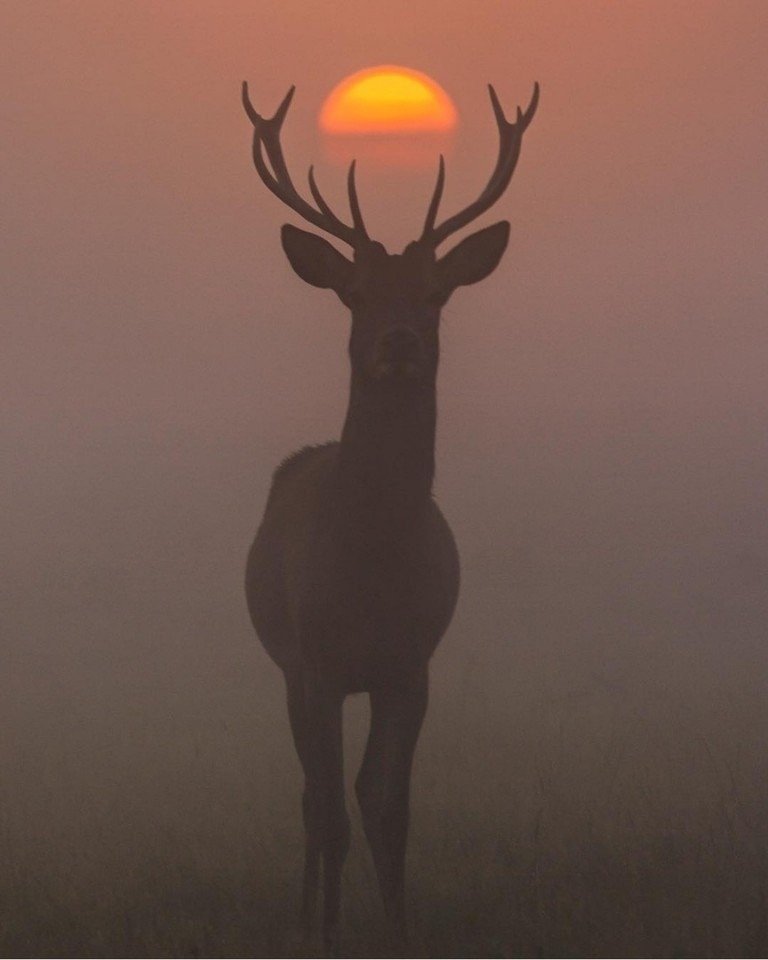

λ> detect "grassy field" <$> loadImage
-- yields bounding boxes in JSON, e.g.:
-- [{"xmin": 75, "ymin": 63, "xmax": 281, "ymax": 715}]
[
  {"xmin": 1, "ymin": 682, "xmax": 766, "ymax": 958},
  {"xmin": 2, "ymin": 798, "xmax": 766, "ymax": 957}
]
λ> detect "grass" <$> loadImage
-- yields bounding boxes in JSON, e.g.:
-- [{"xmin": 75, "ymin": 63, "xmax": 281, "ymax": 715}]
[
  {"xmin": 1, "ymin": 778, "xmax": 767, "ymax": 957},
  {"xmin": 1, "ymin": 654, "xmax": 766, "ymax": 957}
]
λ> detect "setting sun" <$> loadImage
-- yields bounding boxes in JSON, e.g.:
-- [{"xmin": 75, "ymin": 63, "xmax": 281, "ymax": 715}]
[{"xmin": 319, "ymin": 66, "xmax": 457, "ymax": 135}]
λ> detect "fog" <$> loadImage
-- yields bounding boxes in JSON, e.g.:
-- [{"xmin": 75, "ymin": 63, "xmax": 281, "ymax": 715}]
[{"xmin": 3, "ymin": 1, "xmax": 768, "ymax": 955}]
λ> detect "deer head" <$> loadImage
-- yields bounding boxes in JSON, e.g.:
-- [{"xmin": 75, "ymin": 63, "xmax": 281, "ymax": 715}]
[{"xmin": 242, "ymin": 81, "xmax": 538, "ymax": 387}]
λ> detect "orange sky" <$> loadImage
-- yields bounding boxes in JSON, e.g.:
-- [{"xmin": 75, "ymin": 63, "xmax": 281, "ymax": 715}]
[
  {"xmin": 4, "ymin": 0, "xmax": 767, "ymax": 557},
  {"xmin": 2, "ymin": 0, "xmax": 768, "ymax": 779}
]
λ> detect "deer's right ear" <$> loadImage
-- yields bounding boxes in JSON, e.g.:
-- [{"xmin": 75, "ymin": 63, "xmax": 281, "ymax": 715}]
[{"xmin": 281, "ymin": 224, "xmax": 353, "ymax": 297}]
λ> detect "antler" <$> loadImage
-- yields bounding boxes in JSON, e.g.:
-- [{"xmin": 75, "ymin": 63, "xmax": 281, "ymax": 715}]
[
  {"xmin": 242, "ymin": 82, "xmax": 369, "ymax": 247},
  {"xmin": 420, "ymin": 82, "xmax": 539, "ymax": 247}
]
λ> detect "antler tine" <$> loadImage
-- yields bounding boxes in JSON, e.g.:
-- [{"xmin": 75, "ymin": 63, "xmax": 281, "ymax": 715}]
[
  {"xmin": 421, "ymin": 154, "xmax": 446, "ymax": 238},
  {"xmin": 241, "ymin": 82, "xmax": 295, "ymax": 130},
  {"xmin": 347, "ymin": 161, "xmax": 369, "ymax": 239},
  {"xmin": 421, "ymin": 82, "xmax": 539, "ymax": 247},
  {"xmin": 307, "ymin": 163, "xmax": 369, "ymax": 240},
  {"xmin": 307, "ymin": 165, "xmax": 337, "ymax": 218},
  {"xmin": 242, "ymin": 82, "xmax": 366, "ymax": 247}
]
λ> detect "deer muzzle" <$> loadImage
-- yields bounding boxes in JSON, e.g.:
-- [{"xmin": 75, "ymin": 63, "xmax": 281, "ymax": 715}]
[{"xmin": 373, "ymin": 326, "xmax": 425, "ymax": 380}]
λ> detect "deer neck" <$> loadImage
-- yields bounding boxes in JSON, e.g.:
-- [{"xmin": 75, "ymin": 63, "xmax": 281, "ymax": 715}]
[{"xmin": 338, "ymin": 374, "xmax": 437, "ymax": 527}]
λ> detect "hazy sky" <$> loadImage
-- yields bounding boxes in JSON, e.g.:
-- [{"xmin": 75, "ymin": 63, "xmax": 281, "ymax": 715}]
[
  {"xmin": 5, "ymin": 0, "xmax": 765, "ymax": 443},
  {"xmin": 2, "ymin": 0, "xmax": 768, "ymax": 867}
]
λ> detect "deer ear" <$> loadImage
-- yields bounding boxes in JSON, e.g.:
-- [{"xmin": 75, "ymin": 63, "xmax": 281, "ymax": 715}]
[
  {"xmin": 434, "ymin": 221, "xmax": 510, "ymax": 302},
  {"xmin": 281, "ymin": 224, "xmax": 353, "ymax": 296}
]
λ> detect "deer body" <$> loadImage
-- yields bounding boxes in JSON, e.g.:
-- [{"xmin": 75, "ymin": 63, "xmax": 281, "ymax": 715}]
[
  {"xmin": 241, "ymin": 80, "xmax": 538, "ymax": 953},
  {"xmin": 247, "ymin": 442, "xmax": 459, "ymax": 689}
]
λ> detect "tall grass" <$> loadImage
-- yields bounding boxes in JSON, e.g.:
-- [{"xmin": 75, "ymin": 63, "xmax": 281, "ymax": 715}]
[{"xmin": 1, "ymin": 681, "xmax": 766, "ymax": 957}]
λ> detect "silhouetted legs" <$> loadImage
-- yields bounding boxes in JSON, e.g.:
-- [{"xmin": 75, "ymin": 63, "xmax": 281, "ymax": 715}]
[
  {"xmin": 285, "ymin": 670, "xmax": 349, "ymax": 956},
  {"xmin": 285, "ymin": 668, "xmax": 427, "ymax": 951},
  {"xmin": 355, "ymin": 671, "xmax": 428, "ymax": 944},
  {"xmin": 285, "ymin": 674, "xmax": 319, "ymax": 937}
]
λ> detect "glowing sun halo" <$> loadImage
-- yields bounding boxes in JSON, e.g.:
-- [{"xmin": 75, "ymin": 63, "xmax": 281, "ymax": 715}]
[{"xmin": 320, "ymin": 66, "xmax": 457, "ymax": 135}]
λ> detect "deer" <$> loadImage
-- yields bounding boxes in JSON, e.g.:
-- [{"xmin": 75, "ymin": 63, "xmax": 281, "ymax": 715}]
[{"xmin": 242, "ymin": 78, "xmax": 539, "ymax": 954}]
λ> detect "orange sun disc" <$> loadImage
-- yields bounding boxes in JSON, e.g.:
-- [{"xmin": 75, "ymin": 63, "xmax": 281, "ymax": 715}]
[{"xmin": 319, "ymin": 66, "xmax": 457, "ymax": 135}]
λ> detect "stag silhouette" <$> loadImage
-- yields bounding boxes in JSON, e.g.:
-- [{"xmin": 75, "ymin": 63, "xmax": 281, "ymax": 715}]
[{"xmin": 242, "ymin": 79, "xmax": 538, "ymax": 953}]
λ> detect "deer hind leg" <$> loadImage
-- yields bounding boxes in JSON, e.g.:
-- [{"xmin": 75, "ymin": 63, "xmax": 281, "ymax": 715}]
[
  {"xmin": 287, "ymin": 670, "xmax": 349, "ymax": 956},
  {"xmin": 355, "ymin": 670, "xmax": 428, "ymax": 944}
]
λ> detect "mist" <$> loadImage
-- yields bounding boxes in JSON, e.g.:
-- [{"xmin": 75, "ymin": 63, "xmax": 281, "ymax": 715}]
[{"xmin": 3, "ymin": 1, "xmax": 768, "ymax": 955}]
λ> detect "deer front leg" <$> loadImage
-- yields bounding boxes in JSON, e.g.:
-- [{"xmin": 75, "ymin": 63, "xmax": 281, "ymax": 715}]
[
  {"xmin": 355, "ymin": 670, "xmax": 428, "ymax": 945},
  {"xmin": 285, "ymin": 672, "xmax": 322, "ymax": 940},
  {"xmin": 300, "ymin": 671, "xmax": 349, "ymax": 957}
]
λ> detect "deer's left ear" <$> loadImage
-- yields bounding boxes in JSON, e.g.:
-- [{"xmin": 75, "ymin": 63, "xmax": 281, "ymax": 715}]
[{"xmin": 433, "ymin": 221, "xmax": 510, "ymax": 303}]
